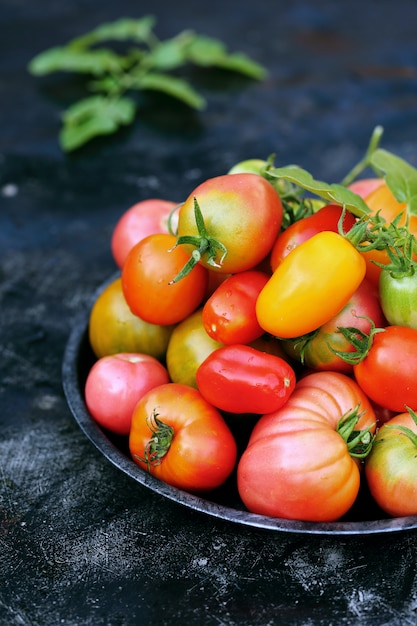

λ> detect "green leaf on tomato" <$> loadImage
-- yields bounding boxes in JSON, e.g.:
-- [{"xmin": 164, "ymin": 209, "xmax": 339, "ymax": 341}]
[
  {"xmin": 370, "ymin": 148, "xmax": 417, "ymax": 216},
  {"xmin": 267, "ymin": 165, "xmax": 370, "ymax": 218}
]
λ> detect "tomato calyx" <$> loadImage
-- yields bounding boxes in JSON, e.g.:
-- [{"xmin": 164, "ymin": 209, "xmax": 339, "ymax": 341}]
[
  {"xmin": 337, "ymin": 406, "xmax": 375, "ymax": 458},
  {"xmin": 170, "ymin": 197, "xmax": 228, "ymax": 283},
  {"xmin": 375, "ymin": 226, "xmax": 417, "ymax": 279},
  {"xmin": 330, "ymin": 317, "xmax": 385, "ymax": 365},
  {"xmin": 384, "ymin": 407, "xmax": 417, "ymax": 448},
  {"xmin": 137, "ymin": 409, "xmax": 175, "ymax": 471}
]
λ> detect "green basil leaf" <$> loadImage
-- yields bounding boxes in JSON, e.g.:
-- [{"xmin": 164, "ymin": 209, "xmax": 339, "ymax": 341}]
[
  {"xmin": 186, "ymin": 35, "xmax": 267, "ymax": 79},
  {"xmin": 370, "ymin": 148, "xmax": 417, "ymax": 215},
  {"xmin": 28, "ymin": 47, "xmax": 125, "ymax": 76},
  {"xmin": 268, "ymin": 165, "xmax": 370, "ymax": 217},
  {"xmin": 68, "ymin": 16, "xmax": 156, "ymax": 49},
  {"xmin": 145, "ymin": 33, "xmax": 192, "ymax": 71},
  {"xmin": 60, "ymin": 95, "xmax": 135, "ymax": 150},
  {"xmin": 133, "ymin": 72, "xmax": 206, "ymax": 109}
]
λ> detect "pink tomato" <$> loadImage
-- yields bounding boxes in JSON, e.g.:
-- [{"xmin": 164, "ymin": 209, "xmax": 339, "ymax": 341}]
[
  {"xmin": 111, "ymin": 198, "xmax": 179, "ymax": 268},
  {"xmin": 85, "ymin": 353, "xmax": 170, "ymax": 436}
]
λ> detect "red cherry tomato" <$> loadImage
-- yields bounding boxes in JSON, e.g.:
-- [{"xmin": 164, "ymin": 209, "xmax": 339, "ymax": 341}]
[
  {"xmin": 270, "ymin": 204, "xmax": 357, "ymax": 271},
  {"xmin": 202, "ymin": 270, "xmax": 270, "ymax": 345}
]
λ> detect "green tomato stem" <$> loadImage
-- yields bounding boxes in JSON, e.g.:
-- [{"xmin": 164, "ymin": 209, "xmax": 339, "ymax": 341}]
[
  {"xmin": 170, "ymin": 197, "xmax": 228, "ymax": 283},
  {"xmin": 340, "ymin": 125, "xmax": 384, "ymax": 187},
  {"xmin": 337, "ymin": 406, "xmax": 375, "ymax": 459},
  {"xmin": 329, "ymin": 316, "xmax": 386, "ymax": 365},
  {"xmin": 384, "ymin": 406, "xmax": 417, "ymax": 448}
]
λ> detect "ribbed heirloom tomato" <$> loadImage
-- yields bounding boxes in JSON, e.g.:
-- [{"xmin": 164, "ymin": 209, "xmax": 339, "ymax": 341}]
[
  {"xmin": 237, "ymin": 371, "xmax": 376, "ymax": 522},
  {"xmin": 129, "ymin": 383, "xmax": 237, "ymax": 492}
]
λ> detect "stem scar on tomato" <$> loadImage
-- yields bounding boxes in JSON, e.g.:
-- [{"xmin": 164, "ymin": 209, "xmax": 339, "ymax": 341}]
[
  {"xmin": 135, "ymin": 409, "xmax": 175, "ymax": 471},
  {"xmin": 336, "ymin": 405, "xmax": 375, "ymax": 458}
]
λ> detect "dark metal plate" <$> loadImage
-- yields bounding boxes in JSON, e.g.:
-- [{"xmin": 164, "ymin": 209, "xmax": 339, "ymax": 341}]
[{"xmin": 62, "ymin": 277, "xmax": 417, "ymax": 536}]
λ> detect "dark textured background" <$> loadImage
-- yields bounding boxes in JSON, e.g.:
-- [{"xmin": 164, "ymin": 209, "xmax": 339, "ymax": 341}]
[{"xmin": 2, "ymin": 1, "xmax": 417, "ymax": 624}]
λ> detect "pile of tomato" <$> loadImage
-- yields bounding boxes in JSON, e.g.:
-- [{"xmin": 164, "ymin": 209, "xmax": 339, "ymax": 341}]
[{"xmin": 84, "ymin": 143, "xmax": 417, "ymax": 523}]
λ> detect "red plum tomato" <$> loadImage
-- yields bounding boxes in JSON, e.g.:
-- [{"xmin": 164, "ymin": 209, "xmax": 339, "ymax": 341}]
[
  {"xmin": 111, "ymin": 199, "xmax": 178, "ymax": 269},
  {"xmin": 121, "ymin": 233, "xmax": 208, "ymax": 325},
  {"xmin": 196, "ymin": 344, "xmax": 296, "ymax": 414},
  {"xmin": 129, "ymin": 383, "xmax": 237, "ymax": 492},
  {"xmin": 85, "ymin": 353, "xmax": 170, "ymax": 436}
]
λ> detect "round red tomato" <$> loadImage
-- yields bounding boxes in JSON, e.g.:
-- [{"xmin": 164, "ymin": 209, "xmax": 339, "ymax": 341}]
[
  {"xmin": 111, "ymin": 198, "xmax": 178, "ymax": 268},
  {"xmin": 176, "ymin": 173, "xmax": 283, "ymax": 274},
  {"xmin": 270, "ymin": 204, "xmax": 357, "ymax": 271},
  {"xmin": 121, "ymin": 233, "xmax": 208, "ymax": 325},
  {"xmin": 353, "ymin": 325, "xmax": 417, "ymax": 413},
  {"xmin": 202, "ymin": 270, "xmax": 270, "ymax": 345},
  {"xmin": 129, "ymin": 383, "xmax": 237, "ymax": 492},
  {"xmin": 237, "ymin": 371, "xmax": 376, "ymax": 521},
  {"xmin": 365, "ymin": 411, "xmax": 417, "ymax": 517},
  {"xmin": 85, "ymin": 353, "xmax": 170, "ymax": 436},
  {"xmin": 88, "ymin": 276, "xmax": 174, "ymax": 360}
]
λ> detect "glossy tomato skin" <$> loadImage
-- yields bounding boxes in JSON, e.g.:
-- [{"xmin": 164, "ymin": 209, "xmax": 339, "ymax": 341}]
[
  {"xmin": 237, "ymin": 371, "xmax": 376, "ymax": 521},
  {"xmin": 122, "ymin": 233, "xmax": 208, "ymax": 325},
  {"xmin": 202, "ymin": 270, "xmax": 270, "ymax": 345},
  {"xmin": 270, "ymin": 204, "xmax": 357, "ymax": 271},
  {"xmin": 129, "ymin": 383, "xmax": 237, "ymax": 492},
  {"xmin": 353, "ymin": 325, "xmax": 417, "ymax": 413},
  {"xmin": 365, "ymin": 412, "xmax": 417, "ymax": 517},
  {"xmin": 166, "ymin": 308, "xmax": 223, "ymax": 388},
  {"xmin": 281, "ymin": 278, "xmax": 386, "ymax": 372},
  {"xmin": 88, "ymin": 276, "xmax": 174, "ymax": 360},
  {"xmin": 196, "ymin": 344, "xmax": 296, "ymax": 414},
  {"xmin": 111, "ymin": 199, "xmax": 178, "ymax": 269},
  {"xmin": 379, "ymin": 268, "xmax": 417, "ymax": 329},
  {"xmin": 177, "ymin": 173, "xmax": 283, "ymax": 274},
  {"xmin": 85, "ymin": 353, "xmax": 170, "ymax": 436},
  {"xmin": 256, "ymin": 231, "xmax": 367, "ymax": 339}
]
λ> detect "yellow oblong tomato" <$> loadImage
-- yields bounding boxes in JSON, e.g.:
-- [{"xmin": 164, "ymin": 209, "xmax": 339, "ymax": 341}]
[{"xmin": 255, "ymin": 231, "xmax": 366, "ymax": 339}]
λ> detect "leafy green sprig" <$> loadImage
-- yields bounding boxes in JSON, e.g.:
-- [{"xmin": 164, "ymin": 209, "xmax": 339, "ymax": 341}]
[{"xmin": 28, "ymin": 15, "xmax": 267, "ymax": 151}]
